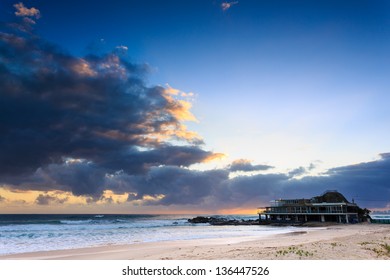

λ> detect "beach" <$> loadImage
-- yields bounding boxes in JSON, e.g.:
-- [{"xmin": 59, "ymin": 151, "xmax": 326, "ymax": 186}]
[{"xmin": 1, "ymin": 223, "xmax": 389, "ymax": 260}]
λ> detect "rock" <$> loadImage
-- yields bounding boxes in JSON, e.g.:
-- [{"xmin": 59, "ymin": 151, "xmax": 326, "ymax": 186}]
[
  {"xmin": 187, "ymin": 216, "xmax": 214, "ymax": 223},
  {"xmin": 187, "ymin": 216, "xmax": 263, "ymax": 226}
]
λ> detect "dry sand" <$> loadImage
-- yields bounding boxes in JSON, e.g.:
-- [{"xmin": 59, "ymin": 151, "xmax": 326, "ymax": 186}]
[{"xmin": 1, "ymin": 223, "xmax": 389, "ymax": 260}]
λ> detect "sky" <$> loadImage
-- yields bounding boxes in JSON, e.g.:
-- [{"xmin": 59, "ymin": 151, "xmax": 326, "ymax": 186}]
[{"xmin": 0, "ymin": 0, "xmax": 390, "ymax": 214}]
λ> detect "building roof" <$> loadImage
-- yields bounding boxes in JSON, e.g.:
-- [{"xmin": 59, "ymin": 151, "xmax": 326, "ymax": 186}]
[
  {"xmin": 311, "ymin": 190, "xmax": 351, "ymax": 204},
  {"xmin": 268, "ymin": 190, "xmax": 357, "ymax": 207}
]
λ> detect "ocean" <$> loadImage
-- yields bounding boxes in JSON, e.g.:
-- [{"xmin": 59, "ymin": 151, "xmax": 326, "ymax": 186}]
[{"xmin": 0, "ymin": 214, "xmax": 305, "ymax": 256}]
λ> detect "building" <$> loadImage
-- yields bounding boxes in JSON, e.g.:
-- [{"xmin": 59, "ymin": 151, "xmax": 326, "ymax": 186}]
[{"xmin": 258, "ymin": 190, "xmax": 360, "ymax": 224}]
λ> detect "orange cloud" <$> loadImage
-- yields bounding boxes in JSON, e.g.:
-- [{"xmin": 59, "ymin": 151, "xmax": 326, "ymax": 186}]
[
  {"xmin": 0, "ymin": 187, "xmax": 163, "ymax": 208},
  {"xmin": 164, "ymin": 84, "xmax": 195, "ymax": 98},
  {"xmin": 0, "ymin": 187, "xmax": 87, "ymax": 206},
  {"xmin": 155, "ymin": 123, "xmax": 203, "ymax": 143},
  {"xmin": 163, "ymin": 89, "xmax": 198, "ymax": 122},
  {"xmin": 134, "ymin": 85, "xmax": 203, "ymax": 144},
  {"xmin": 202, "ymin": 153, "xmax": 227, "ymax": 163},
  {"xmin": 71, "ymin": 59, "xmax": 97, "ymax": 77},
  {"xmin": 231, "ymin": 158, "xmax": 252, "ymax": 165},
  {"xmin": 96, "ymin": 190, "xmax": 130, "ymax": 204},
  {"xmin": 14, "ymin": 2, "xmax": 41, "ymax": 18},
  {"xmin": 164, "ymin": 84, "xmax": 181, "ymax": 95},
  {"xmin": 172, "ymin": 100, "xmax": 198, "ymax": 122}
]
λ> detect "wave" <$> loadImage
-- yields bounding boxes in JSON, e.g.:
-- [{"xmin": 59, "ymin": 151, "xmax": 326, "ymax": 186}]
[
  {"xmin": 0, "ymin": 214, "xmax": 303, "ymax": 256},
  {"xmin": 0, "ymin": 214, "xmax": 193, "ymax": 230},
  {"xmin": 59, "ymin": 219, "xmax": 93, "ymax": 225}
]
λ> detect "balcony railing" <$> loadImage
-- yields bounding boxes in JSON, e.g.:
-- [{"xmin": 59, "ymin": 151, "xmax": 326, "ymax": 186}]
[{"xmin": 262, "ymin": 206, "xmax": 347, "ymax": 214}]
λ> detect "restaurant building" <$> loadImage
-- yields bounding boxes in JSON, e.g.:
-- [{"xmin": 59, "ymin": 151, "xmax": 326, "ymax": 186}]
[{"xmin": 259, "ymin": 190, "xmax": 360, "ymax": 223}]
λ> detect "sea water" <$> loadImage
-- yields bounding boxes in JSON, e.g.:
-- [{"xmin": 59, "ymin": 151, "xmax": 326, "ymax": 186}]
[{"xmin": 0, "ymin": 214, "xmax": 304, "ymax": 255}]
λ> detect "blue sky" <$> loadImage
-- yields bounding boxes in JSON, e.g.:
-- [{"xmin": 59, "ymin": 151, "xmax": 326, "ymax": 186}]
[{"xmin": 0, "ymin": 0, "xmax": 390, "ymax": 213}]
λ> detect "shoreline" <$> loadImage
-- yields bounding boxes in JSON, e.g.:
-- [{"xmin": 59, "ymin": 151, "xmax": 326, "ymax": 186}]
[{"xmin": 1, "ymin": 223, "xmax": 389, "ymax": 260}]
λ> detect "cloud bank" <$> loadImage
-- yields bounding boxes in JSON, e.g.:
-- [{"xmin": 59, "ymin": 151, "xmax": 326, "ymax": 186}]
[{"xmin": 0, "ymin": 8, "xmax": 221, "ymax": 200}]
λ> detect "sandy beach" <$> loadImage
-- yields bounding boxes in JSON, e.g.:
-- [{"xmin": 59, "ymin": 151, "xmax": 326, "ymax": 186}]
[{"xmin": 1, "ymin": 223, "xmax": 389, "ymax": 260}]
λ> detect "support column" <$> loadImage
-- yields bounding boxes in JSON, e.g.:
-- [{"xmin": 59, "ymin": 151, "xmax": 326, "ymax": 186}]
[
  {"xmin": 346, "ymin": 214, "xmax": 349, "ymax": 224},
  {"xmin": 321, "ymin": 215, "xmax": 325, "ymax": 222}
]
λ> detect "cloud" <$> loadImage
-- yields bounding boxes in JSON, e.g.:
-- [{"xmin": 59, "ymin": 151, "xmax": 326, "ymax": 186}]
[
  {"xmin": 116, "ymin": 45, "xmax": 128, "ymax": 51},
  {"xmin": 379, "ymin": 152, "xmax": 390, "ymax": 159},
  {"xmin": 0, "ymin": 15, "xmax": 222, "ymax": 199},
  {"xmin": 115, "ymin": 45, "xmax": 129, "ymax": 55},
  {"xmin": 287, "ymin": 162, "xmax": 321, "ymax": 178},
  {"xmin": 288, "ymin": 167, "xmax": 307, "ymax": 177},
  {"xmin": 14, "ymin": 2, "xmax": 41, "ymax": 19},
  {"xmin": 99, "ymin": 195, "xmax": 114, "ymax": 204},
  {"xmin": 13, "ymin": 2, "xmax": 40, "ymax": 28},
  {"xmin": 219, "ymin": 173, "xmax": 289, "ymax": 208},
  {"xmin": 31, "ymin": 161, "xmax": 107, "ymax": 197},
  {"xmin": 223, "ymin": 154, "xmax": 390, "ymax": 210},
  {"xmin": 35, "ymin": 193, "xmax": 67, "ymax": 205},
  {"xmin": 129, "ymin": 154, "xmax": 390, "ymax": 210},
  {"xmin": 22, "ymin": 17, "xmax": 37, "ymax": 25},
  {"xmin": 221, "ymin": 1, "xmax": 238, "ymax": 12},
  {"xmin": 165, "ymin": 84, "xmax": 195, "ymax": 98},
  {"xmin": 0, "ymin": 195, "xmax": 6, "ymax": 203},
  {"xmin": 126, "ymin": 166, "xmax": 230, "ymax": 206},
  {"xmin": 228, "ymin": 159, "xmax": 273, "ymax": 172},
  {"xmin": 319, "ymin": 154, "xmax": 390, "ymax": 208}
]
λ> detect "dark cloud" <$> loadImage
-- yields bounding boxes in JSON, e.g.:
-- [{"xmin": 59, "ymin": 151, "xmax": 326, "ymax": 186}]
[
  {"xmin": 228, "ymin": 159, "xmax": 273, "ymax": 172},
  {"xmin": 217, "ymin": 173, "xmax": 289, "ymax": 209},
  {"xmin": 104, "ymin": 166, "xmax": 288, "ymax": 209},
  {"xmin": 35, "ymin": 193, "xmax": 67, "ymax": 205},
  {"xmin": 222, "ymin": 154, "xmax": 390, "ymax": 209},
  {"xmin": 379, "ymin": 153, "xmax": 390, "ymax": 159},
  {"xmin": 35, "ymin": 194, "xmax": 52, "ymax": 205},
  {"xmin": 114, "ymin": 166, "xmax": 230, "ymax": 206},
  {"xmin": 0, "ymin": 15, "xmax": 219, "ymax": 198},
  {"xmin": 321, "ymin": 154, "xmax": 390, "ymax": 208},
  {"xmin": 288, "ymin": 166, "xmax": 307, "ymax": 177},
  {"xmin": 120, "ymin": 154, "xmax": 390, "ymax": 210},
  {"xmin": 279, "ymin": 154, "xmax": 390, "ymax": 209},
  {"xmin": 99, "ymin": 145, "xmax": 219, "ymax": 175},
  {"xmin": 288, "ymin": 162, "xmax": 320, "ymax": 178},
  {"xmin": 33, "ymin": 161, "xmax": 107, "ymax": 197},
  {"xmin": 99, "ymin": 195, "xmax": 114, "ymax": 204}
]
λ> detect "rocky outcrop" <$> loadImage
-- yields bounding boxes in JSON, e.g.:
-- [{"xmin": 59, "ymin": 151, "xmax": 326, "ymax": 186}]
[
  {"xmin": 187, "ymin": 216, "xmax": 265, "ymax": 225},
  {"xmin": 187, "ymin": 216, "xmax": 339, "ymax": 227}
]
